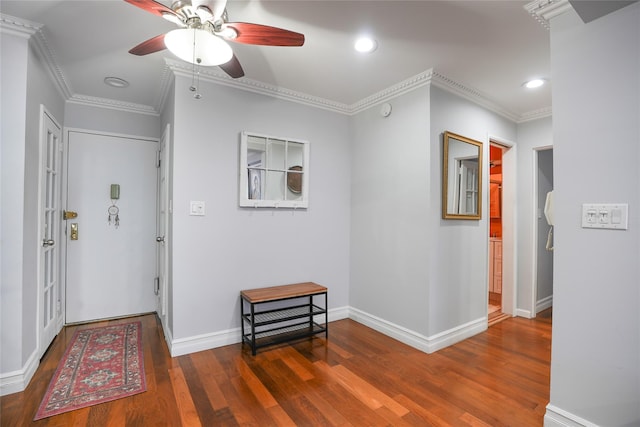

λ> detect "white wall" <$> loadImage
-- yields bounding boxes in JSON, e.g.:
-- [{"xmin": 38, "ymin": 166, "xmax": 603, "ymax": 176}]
[
  {"xmin": 515, "ymin": 117, "xmax": 553, "ymax": 316},
  {"xmin": 546, "ymin": 4, "xmax": 640, "ymax": 425},
  {"xmin": 169, "ymin": 75, "xmax": 351, "ymax": 343}
]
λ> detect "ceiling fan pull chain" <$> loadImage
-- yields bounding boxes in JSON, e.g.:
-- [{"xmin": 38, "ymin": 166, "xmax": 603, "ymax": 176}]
[
  {"xmin": 187, "ymin": 28, "xmax": 202, "ymax": 99},
  {"xmin": 194, "ymin": 59, "xmax": 202, "ymax": 99}
]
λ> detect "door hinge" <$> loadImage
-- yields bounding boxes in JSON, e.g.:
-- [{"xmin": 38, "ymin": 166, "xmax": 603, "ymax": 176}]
[
  {"xmin": 154, "ymin": 277, "xmax": 160, "ymax": 295},
  {"xmin": 156, "ymin": 151, "xmax": 161, "ymax": 168}
]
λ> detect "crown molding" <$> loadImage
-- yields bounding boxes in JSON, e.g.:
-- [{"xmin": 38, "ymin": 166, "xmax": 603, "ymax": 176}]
[
  {"xmin": 349, "ymin": 70, "xmax": 434, "ymax": 115},
  {"xmin": 67, "ymin": 94, "xmax": 158, "ymax": 116},
  {"xmin": 2, "ymin": 14, "xmax": 73, "ymax": 101},
  {"xmin": 31, "ymin": 27, "xmax": 73, "ymax": 100},
  {"xmin": 430, "ymin": 72, "xmax": 521, "ymax": 122},
  {"xmin": 524, "ymin": 0, "xmax": 573, "ymax": 29},
  {"xmin": 166, "ymin": 58, "xmax": 351, "ymax": 115},
  {"xmin": 166, "ymin": 60, "xmax": 538, "ymax": 122},
  {"xmin": 518, "ymin": 106, "xmax": 553, "ymax": 122},
  {"xmin": 0, "ymin": 13, "xmax": 40, "ymax": 37},
  {"xmin": 154, "ymin": 64, "xmax": 174, "ymax": 115}
]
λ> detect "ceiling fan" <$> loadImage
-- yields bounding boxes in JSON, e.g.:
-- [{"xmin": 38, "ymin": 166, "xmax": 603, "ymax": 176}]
[{"xmin": 125, "ymin": 0, "xmax": 305, "ymax": 79}]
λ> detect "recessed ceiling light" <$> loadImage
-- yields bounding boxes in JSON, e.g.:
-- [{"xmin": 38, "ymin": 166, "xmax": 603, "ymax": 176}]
[
  {"xmin": 104, "ymin": 77, "xmax": 129, "ymax": 88},
  {"xmin": 354, "ymin": 37, "xmax": 377, "ymax": 53},
  {"xmin": 523, "ymin": 78, "xmax": 547, "ymax": 89}
]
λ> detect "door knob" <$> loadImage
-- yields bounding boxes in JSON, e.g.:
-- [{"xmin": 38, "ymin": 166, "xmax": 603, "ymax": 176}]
[
  {"xmin": 42, "ymin": 239, "xmax": 55, "ymax": 247},
  {"xmin": 156, "ymin": 236, "xmax": 165, "ymax": 243}
]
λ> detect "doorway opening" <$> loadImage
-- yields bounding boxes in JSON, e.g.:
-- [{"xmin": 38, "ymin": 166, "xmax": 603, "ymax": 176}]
[
  {"xmin": 488, "ymin": 144, "xmax": 508, "ymax": 325},
  {"xmin": 532, "ymin": 147, "xmax": 554, "ymax": 318}
]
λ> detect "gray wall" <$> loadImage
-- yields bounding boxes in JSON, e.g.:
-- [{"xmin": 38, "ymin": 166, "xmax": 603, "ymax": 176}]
[
  {"xmin": 1, "ymin": 28, "xmax": 66, "ymax": 383},
  {"xmin": 169, "ymin": 74, "xmax": 351, "ymax": 340},
  {"xmin": 349, "ymin": 83, "xmax": 518, "ymax": 343},
  {"xmin": 547, "ymin": 3, "xmax": 640, "ymax": 425},
  {"xmin": 1, "ymin": 29, "xmax": 30, "ymax": 377},
  {"xmin": 64, "ymin": 103, "xmax": 161, "ymax": 138},
  {"xmin": 350, "ymin": 86, "xmax": 431, "ymax": 335},
  {"xmin": 428, "ymin": 86, "xmax": 516, "ymax": 335}
]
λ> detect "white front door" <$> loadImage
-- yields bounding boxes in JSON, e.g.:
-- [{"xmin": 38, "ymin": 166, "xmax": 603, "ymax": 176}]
[
  {"xmin": 65, "ymin": 130, "xmax": 158, "ymax": 324},
  {"xmin": 38, "ymin": 106, "xmax": 62, "ymax": 355}
]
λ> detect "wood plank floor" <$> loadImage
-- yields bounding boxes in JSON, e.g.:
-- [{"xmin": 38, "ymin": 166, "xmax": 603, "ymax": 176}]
[{"xmin": 1, "ymin": 311, "xmax": 552, "ymax": 426}]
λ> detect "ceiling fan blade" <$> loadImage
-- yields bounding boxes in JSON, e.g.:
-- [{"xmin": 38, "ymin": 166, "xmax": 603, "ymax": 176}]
[
  {"xmin": 224, "ymin": 22, "xmax": 304, "ymax": 46},
  {"xmin": 219, "ymin": 53, "xmax": 244, "ymax": 78},
  {"xmin": 129, "ymin": 34, "xmax": 167, "ymax": 56},
  {"xmin": 124, "ymin": 0, "xmax": 180, "ymax": 19}
]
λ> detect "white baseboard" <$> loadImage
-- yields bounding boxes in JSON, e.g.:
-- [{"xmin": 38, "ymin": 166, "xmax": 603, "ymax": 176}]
[
  {"xmin": 348, "ymin": 307, "xmax": 486, "ymax": 354},
  {"xmin": 516, "ymin": 308, "xmax": 533, "ymax": 318},
  {"xmin": 168, "ymin": 306, "xmax": 350, "ymax": 357},
  {"xmin": 170, "ymin": 326, "xmax": 240, "ymax": 357},
  {"xmin": 544, "ymin": 404, "xmax": 599, "ymax": 427},
  {"xmin": 169, "ymin": 304, "xmax": 484, "ymax": 357},
  {"xmin": 0, "ymin": 349, "xmax": 39, "ymax": 396},
  {"xmin": 515, "ymin": 295, "xmax": 553, "ymax": 320},
  {"xmin": 537, "ymin": 295, "xmax": 553, "ymax": 313}
]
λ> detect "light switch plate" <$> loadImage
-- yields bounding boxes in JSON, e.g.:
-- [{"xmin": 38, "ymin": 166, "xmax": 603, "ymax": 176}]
[
  {"xmin": 581, "ymin": 203, "xmax": 628, "ymax": 230},
  {"xmin": 190, "ymin": 201, "xmax": 205, "ymax": 216}
]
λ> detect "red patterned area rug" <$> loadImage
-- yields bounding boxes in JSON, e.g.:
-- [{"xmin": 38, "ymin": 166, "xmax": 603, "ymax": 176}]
[{"xmin": 34, "ymin": 321, "xmax": 146, "ymax": 420}]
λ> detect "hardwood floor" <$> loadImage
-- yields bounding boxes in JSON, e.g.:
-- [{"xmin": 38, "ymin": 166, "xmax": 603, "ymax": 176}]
[{"xmin": 1, "ymin": 312, "xmax": 551, "ymax": 426}]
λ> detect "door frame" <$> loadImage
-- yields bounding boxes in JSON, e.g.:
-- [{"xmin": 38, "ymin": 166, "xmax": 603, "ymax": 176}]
[
  {"xmin": 60, "ymin": 127, "xmax": 159, "ymax": 324},
  {"xmin": 36, "ymin": 105, "xmax": 63, "ymax": 357},
  {"xmin": 487, "ymin": 135, "xmax": 516, "ymax": 317},
  {"xmin": 156, "ymin": 124, "xmax": 170, "ymax": 328},
  {"xmin": 531, "ymin": 145, "xmax": 554, "ymax": 317}
]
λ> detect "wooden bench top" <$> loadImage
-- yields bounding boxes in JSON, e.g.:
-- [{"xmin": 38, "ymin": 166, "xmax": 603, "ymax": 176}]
[{"xmin": 241, "ymin": 282, "xmax": 327, "ymax": 303}]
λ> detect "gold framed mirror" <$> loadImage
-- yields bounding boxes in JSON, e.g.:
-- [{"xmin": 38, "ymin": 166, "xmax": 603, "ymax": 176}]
[{"xmin": 442, "ymin": 131, "xmax": 483, "ymax": 220}]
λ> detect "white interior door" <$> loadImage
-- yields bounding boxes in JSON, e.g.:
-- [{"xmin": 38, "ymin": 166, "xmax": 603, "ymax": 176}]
[
  {"xmin": 65, "ymin": 130, "xmax": 158, "ymax": 324},
  {"xmin": 38, "ymin": 107, "xmax": 62, "ymax": 354}
]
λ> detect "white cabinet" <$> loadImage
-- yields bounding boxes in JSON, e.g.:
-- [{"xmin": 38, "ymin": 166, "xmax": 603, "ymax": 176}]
[{"xmin": 489, "ymin": 239, "xmax": 502, "ymax": 294}]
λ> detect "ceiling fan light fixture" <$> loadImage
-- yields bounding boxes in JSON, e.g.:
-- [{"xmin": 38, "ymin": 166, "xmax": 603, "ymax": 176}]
[
  {"xmin": 195, "ymin": 5, "xmax": 213, "ymax": 21},
  {"xmin": 161, "ymin": 12, "xmax": 184, "ymax": 27},
  {"xmin": 165, "ymin": 28, "xmax": 233, "ymax": 66},
  {"xmin": 218, "ymin": 26, "xmax": 237, "ymax": 40}
]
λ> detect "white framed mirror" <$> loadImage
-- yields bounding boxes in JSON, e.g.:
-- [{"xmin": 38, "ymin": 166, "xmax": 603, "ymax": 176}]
[
  {"xmin": 239, "ymin": 131, "xmax": 309, "ymax": 208},
  {"xmin": 442, "ymin": 131, "xmax": 483, "ymax": 220}
]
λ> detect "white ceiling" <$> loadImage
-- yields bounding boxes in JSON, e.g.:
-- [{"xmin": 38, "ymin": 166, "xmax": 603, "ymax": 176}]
[{"xmin": 1, "ymin": 0, "xmax": 553, "ymax": 120}]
